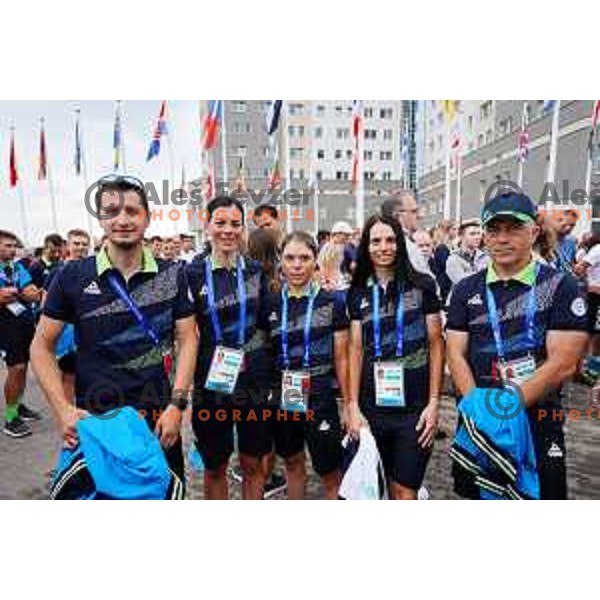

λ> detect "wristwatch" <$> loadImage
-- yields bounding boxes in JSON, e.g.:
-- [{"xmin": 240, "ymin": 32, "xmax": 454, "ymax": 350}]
[{"xmin": 170, "ymin": 393, "xmax": 190, "ymax": 411}]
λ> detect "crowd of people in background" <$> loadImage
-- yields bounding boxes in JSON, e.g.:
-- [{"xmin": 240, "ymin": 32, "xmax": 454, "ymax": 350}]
[{"xmin": 1, "ymin": 172, "xmax": 599, "ymax": 500}]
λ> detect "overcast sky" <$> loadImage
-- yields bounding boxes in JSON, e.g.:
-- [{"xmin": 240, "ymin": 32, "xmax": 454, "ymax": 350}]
[{"xmin": 0, "ymin": 101, "xmax": 204, "ymax": 245}]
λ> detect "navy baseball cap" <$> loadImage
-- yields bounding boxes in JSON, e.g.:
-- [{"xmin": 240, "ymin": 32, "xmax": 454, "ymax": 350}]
[{"xmin": 481, "ymin": 193, "xmax": 538, "ymax": 226}]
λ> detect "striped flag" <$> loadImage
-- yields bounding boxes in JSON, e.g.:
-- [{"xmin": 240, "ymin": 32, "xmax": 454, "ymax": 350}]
[
  {"xmin": 74, "ymin": 111, "xmax": 82, "ymax": 176},
  {"xmin": 147, "ymin": 100, "xmax": 168, "ymax": 162},
  {"xmin": 202, "ymin": 100, "xmax": 223, "ymax": 151},
  {"xmin": 266, "ymin": 100, "xmax": 283, "ymax": 135},
  {"xmin": 38, "ymin": 120, "xmax": 47, "ymax": 180},
  {"xmin": 351, "ymin": 100, "xmax": 363, "ymax": 189},
  {"xmin": 9, "ymin": 129, "xmax": 18, "ymax": 187},
  {"xmin": 517, "ymin": 102, "xmax": 530, "ymax": 163},
  {"xmin": 450, "ymin": 132, "xmax": 461, "ymax": 177}
]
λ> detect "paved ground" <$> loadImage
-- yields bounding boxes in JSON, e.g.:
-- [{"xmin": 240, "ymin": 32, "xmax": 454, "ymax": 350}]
[{"xmin": 2, "ymin": 365, "xmax": 600, "ymax": 499}]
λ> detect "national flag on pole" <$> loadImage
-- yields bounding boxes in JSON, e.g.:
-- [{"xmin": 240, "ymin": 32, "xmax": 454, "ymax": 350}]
[
  {"xmin": 517, "ymin": 102, "xmax": 530, "ymax": 163},
  {"xmin": 351, "ymin": 100, "xmax": 363, "ymax": 189},
  {"xmin": 9, "ymin": 129, "xmax": 18, "ymax": 187},
  {"xmin": 38, "ymin": 120, "xmax": 47, "ymax": 180},
  {"xmin": 75, "ymin": 111, "xmax": 82, "ymax": 176},
  {"xmin": 113, "ymin": 102, "xmax": 122, "ymax": 171},
  {"xmin": 147, "ymin": 101, "xmax": 168, "ymax": 162},
  {"xmin": 450, "ymin": 132, "xmax": 461, "ymax": 177},
  {"xmin": 268, "ymin": 143, "xmax": 282, "ymax": 191},
  {"xmin": 202, "ymin": 100, "xmax": 223, "ymax": 151},
  {"xmin": 266, "ymin": 100, "xmax": 283, "ymax": 135},
  {"xmin": 205, "ymin": 162, "xmax": 215, "ymax": 201}
]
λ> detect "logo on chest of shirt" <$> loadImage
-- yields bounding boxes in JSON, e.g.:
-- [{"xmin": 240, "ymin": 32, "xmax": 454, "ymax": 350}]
[
  {"xmin": 360, "ymin": 298, "xmax": 369, "ymax": 311},
  {"xmin": 570, "ymin": 297, "xmax": 587, "ymax": 317},
  {"xmin": 198, "ymin": 285, "xmax": 208, "ymax": 297},
  {"xmin": 83, "ymin": 281, "xmax": 102, "ymax": 295},
  {"xmin": 467, "ymin": 293, "xmax": 483, "ymax": 306},
  {"xmin": 269, "ymin": 311, "xmax": 278, "ymax": 323}
]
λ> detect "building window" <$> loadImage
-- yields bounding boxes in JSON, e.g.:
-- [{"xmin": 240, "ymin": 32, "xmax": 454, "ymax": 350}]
[
  {"xmin": 231, "ymin": 101, "xmax": 247, "ymax": 113},
  {"xmin": 335, "ymin": 149, "xmax": 343, "ymax": 159},
  {"xmin": 364, "ymin": 150, "xmax": 373, "ymax": 160},
  {"xmin": 365, "ymin": 129, "xmax": 377, "ymax": 140},
  {"xmin": 383, "ymin": 129, "xmax": 393, "ymax": 140},
  {"xmin": 237, "ymin": 146, "xmax": 247, "ymax": 157},
  {"xmin": 382, "ymin": 171, "xmax": 392, "ymax": 181},
  {"xmin": 480, "ymin": 100, "xmax": 492, "ymax": 120},
  {"xmin": 314, "ymin": 127, "xmax": 323, "ymax": 138},
  {"xmin": 479, "ymin": 179, "xmax": 487, "ymax": 202},
  {"xmin": 288, "ymin": 103, "xmax": 305, "ymax": 116},
  {"xmin": 335, "ymin": 105, "xmax": 343, "ymax": 115},
  {"xmin": 290, "ymin": 148, "xmax": 304, "ymax": 159},
  {"xmin": 379, "ymin": 108, "xmax": 393, "ymax": 119},
  {"xmin": 316, "ymin": 104, "xmax": 326, "ymax": 115},
  {"xmin": 486, "ymin": 129, "xmax": 493, "ymax": 144},
  {"xmin": 364, "ymin": 171, "xmax": 376, "ymax": 181},
  {"xmin": 263, "ymin": 146, "xmax": 270, "ymax": 158},
  {"xmin": 336, "ymin": 128, "xmax": 350, "ymax": 139},
  {"xmin": 336, "ymin": 171, "xmax": 349, "ymax": 180},
  {"xmin": 316, "ymin": 171, "xmax": 322, "ymax": 181},
  {"xmin": 364, "ymin": 107, "xmax": 374, "ymax": 118},
  {"xmin": 346, "ymin": 150, "xmax": 353, "ymax": 159},
  {"xmin": 380, "ymin": 151, "xmax": 392, "ymax": 161},
  {"xmin": 468, "ymin": 115, "xmax": 474, "ymax": 131},
  {"xmin": 478, "ymin": 133, "xmax": 485, "ymax": 148},
  {"xmin": 317, "ymin": 149, "xmax": 325, "ymax": 160},
  {"xmin": 298, "ymin": 169, "xmax": 305, "ymax": 180}
]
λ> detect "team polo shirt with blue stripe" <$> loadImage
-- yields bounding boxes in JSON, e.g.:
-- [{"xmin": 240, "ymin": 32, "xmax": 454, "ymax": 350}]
[
  {"xmin": 0, "ymin": 260, "xmax": 35, "ymax": 323},
  {"xmin": 347, "ymin": 277, "xmax": 441, "ymax": 415},
  {"xmin": 446, "ymin": 261, "xmax": 589, "ymax": 388},
  {"xmin": 187, "ymin": 255, "xmax": 271, "ymax": 398},
  {"xmin": 43, "ymin": 248, "xmax": 195, "ymax": 413},
  {"xmin": 262, "ymin": 286, "xmax": 349, "ymax": 413}
]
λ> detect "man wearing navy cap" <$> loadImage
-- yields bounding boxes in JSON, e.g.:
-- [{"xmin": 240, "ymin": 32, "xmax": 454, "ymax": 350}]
[{"xmin": 446, "ymin": 193, "xmax": 589, "ymax": 499}]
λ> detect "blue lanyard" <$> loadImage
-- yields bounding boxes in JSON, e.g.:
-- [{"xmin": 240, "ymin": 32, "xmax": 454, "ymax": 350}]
[
  {"xmin": 281, "ymin": 283, "xmax": 318, "ymax": 370},
  {"xmin": 485, "ymin": 264, "xmax": 538, "ymax": 360},
  {"xmin": 372, "ymin": 280, "xmax": 404, "ymax": 360},
  {"xmin": 106, "ymin": 272, "xmax": 162, "ymax": 347},
  {"xmin": 204, "ymin": 256, "xmax": 247, "ymax": 348},
  {"xmin": 0, "ymin": 263, "xmax": 18, "ymax": 287}
]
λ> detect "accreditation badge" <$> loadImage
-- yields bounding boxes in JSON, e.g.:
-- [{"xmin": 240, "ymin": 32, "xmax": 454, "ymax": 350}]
[
  {"xmin": 205, "ymin": 345, "xmax": 245, "ymax": 395},
  {"xmin": 281, "ymin": 370, "xmax": 310, "ymax": 413},
  {"xmin": 498, "ymin": 354, "xmax": 536, "ymax": 386},
  {"xmin": 374, "ymin": 361, "xmax": 405, "ymax": 407},
  {"xmin": 6, "ymin": 301, "xmax": 26, "ymax": 317}
]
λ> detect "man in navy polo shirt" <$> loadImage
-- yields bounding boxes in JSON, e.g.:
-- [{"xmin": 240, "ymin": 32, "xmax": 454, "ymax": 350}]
[
  {"xmin": 447, "ymin": 193, "xmax": 589, "ymax": 499},
  {"xmin": 0, "ymin": 229, "xmax": 42, "ymax": 438},
  {"xmin": 31, "ymin": 175, "xmax": 198, "ymax": 495}
]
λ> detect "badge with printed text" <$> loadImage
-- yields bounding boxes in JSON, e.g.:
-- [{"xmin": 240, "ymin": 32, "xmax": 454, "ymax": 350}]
[
  {"xmin": 205, "ymin": 346, "xmax": 245, "ymax": 395},
  {"xmin": 6, "ymin": 301, "xmax": 26, "ymax": 317},
  {"xmin": 498, "ymin": 355, "xmax": 536, "ymax": 386},
  {"xmin": 281, "ymin": 370, "xmax": 310, "ymax": 412},
  {"xmin": 374, "ymin": 361, "xmax": 405, "ymax": 407}
]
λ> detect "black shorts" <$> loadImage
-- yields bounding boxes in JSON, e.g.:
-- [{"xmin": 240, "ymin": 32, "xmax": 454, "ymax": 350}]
[
  {"xmin": 58, "ymin": 352, "xmax": 76, "ymax": 375},
  {"xmin": 191, "ymin": 389, "xmax": 273, "ymax": 471},
  {"xmin": 588, "ymin": 292, "xmax": 600, "ymax": 333},
  {"xmin": 528, "ymin": 404, "xmax": 567, "ymax": 500},
  {"xmin": 273, "ymin": 409, "xmax": 343, "ymax": 476},
  {"xmin": 367, "ymin": 410, "xmax": 432, "ymax": 491},
  {"xmin": 0, "ymin": 319, "xmax": 34, "ymax": 367}
]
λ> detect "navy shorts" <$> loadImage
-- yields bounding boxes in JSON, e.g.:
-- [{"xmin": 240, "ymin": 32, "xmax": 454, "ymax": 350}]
[
  {"xmin": 366, "ymin": 409, "xmax": 431, "ymax": 491},
  {"xmin": 191, "ymin": 385, "xmax": 273, "ymax": 471},
  {"xmin": 273, "ymin": 408, "xmax": 343, "ymax": 476}
]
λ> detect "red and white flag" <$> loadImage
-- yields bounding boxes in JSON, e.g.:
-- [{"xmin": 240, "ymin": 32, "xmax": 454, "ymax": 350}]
[{"xmin": 351, "ymin": 100, "xmax": 363, "ymax": 189}]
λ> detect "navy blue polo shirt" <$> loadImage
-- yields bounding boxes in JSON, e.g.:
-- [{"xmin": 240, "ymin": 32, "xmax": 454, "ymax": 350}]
[
  {"xmin": 348, "ymin": 277, "xmax": 440, "ymax": 415},
  {"xmin": 262, "ymin": 285, "xmax": 349, "ymax": 413},
  {"xmin": 0, "ymin": 260, "xmax": 35, "ymax": 324},
  {"xmin": 29, "ymin": 258, "xmax": 62, "ymax": 289},
  {"xmin": 43, "ymin": 248, "xmax": 195, "ymax": 413},
  {"xmin": 446, "ymin": 261, "xmax": 588, "ymax": 388},
  {"xmin": 187, "ymin": 255, "xmax": 271, "ymax": 399}
]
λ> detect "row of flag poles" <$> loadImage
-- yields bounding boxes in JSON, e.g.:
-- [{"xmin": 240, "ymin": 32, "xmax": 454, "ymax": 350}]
[{"xmin": 443, "ymin": 100, "xmax": 600, "ymax": 227}]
